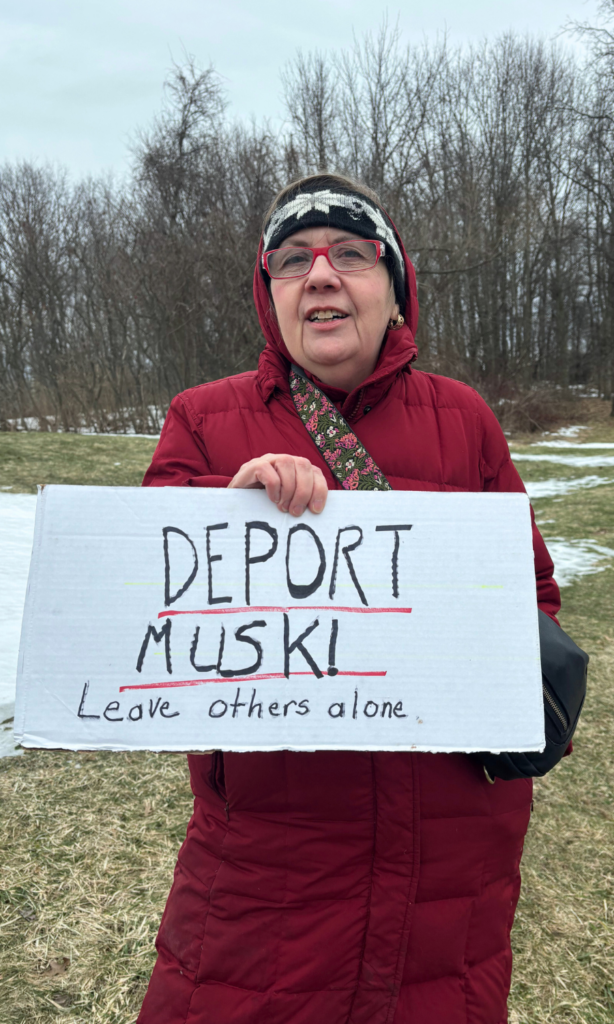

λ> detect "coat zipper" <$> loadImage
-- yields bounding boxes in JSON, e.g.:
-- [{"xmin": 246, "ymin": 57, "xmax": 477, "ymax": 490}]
[
  {"xmin": 543, "ymin": 683, "xmax": 568, "ymax": 730},
  {"xmin": 348, "ymin": 388, "xmax": 364, "ymax": 421}
]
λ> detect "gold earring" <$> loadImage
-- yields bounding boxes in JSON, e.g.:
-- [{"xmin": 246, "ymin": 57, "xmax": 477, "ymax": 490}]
[{"xmin": 387, "ymin": 314, "xmax": 405, "ymax": 331}]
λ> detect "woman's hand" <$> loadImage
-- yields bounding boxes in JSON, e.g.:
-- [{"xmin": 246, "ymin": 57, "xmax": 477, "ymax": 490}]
[{"xmin": 228, "ymin": 454, "xmax": 328, "ymax": 516}]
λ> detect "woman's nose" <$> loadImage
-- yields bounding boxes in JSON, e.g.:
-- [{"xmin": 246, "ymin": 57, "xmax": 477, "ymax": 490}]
[{"xmin": 305, "ymin": 254, "xmax": 341, "ymax": 289}]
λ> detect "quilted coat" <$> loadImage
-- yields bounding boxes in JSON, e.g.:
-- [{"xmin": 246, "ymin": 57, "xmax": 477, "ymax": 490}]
[{"xmin": 137, "ymin": 230, "xmax": 561, "ymax": 1024}]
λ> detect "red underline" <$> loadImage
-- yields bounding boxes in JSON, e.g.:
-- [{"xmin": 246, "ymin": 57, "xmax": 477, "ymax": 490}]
[
  {"xmin": 159, "ymin": 606, "xmax": 412, "ymax": 619},
  {"xmin": 120, "ymin": 670, "xmax": 387, "ymax": 692}
]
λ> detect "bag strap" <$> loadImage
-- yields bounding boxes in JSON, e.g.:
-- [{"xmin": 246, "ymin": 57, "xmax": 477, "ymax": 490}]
[{"xmin": 289, "ymin": 364, "xmax": 392, "ymax": 491}]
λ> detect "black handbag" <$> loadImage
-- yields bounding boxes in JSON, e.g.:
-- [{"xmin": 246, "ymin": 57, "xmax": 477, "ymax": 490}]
[{"xmin": 478, "ymin": 610, "xmax": 589, "ymax": 782}]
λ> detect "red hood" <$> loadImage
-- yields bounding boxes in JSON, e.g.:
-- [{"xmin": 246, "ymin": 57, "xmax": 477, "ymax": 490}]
[{"xmin": 253, "ymin": 220, "xmax": 419, "ymax": 416}]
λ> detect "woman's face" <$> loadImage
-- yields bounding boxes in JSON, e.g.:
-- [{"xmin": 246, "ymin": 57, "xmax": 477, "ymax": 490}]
[{"xmin": 269, "ymin": 226, "xmax": 399, "ymax": 392}]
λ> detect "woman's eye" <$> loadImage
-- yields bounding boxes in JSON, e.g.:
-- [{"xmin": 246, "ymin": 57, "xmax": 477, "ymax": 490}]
[
  {"xmin": 335, "ymin": 246, "xmax": 370, "ymax": 263},
  {"xmin": 281, "ymin": 251, "xmax": 311, "ymax": 268}
]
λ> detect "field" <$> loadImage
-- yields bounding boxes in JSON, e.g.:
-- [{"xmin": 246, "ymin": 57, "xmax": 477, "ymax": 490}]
[
  {"xmin": 0, "ymin": 433, "xmax": 159, "ymax": 494},
  {"xmin": 1, "ymin": 408, "xmax": 613, "ymax": 1023}
]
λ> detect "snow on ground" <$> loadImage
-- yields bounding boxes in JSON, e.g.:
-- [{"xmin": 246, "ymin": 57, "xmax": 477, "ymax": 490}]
[
  {"xmin": 75, "ymin": 431, "xmax": 160, "ymax": 439},
  {"xmin": 544, "ymin": 538, "xmax": 614, "ymax": 588},
  {"xmin": 6, "ymin": 405, "xmax": 163, "ymax": 436},
  {"xmin": 510, "ymin": 452, "xmax": 614, "ymax": 467},
  {"xmin": 0, "ymin": 494, "xmax": 36, "ymax": 757},
  {"xmin": 546, "ymin": 425, "xmax": 588, "ymax": 438},
  {"xmin": 5, "ymin": 422, "xmax": 160, "ymax": 439},
  {"xmin": 530, "ymin": 442, "xmax": 614, "ymax": 449},
  {"xmin": 525, "ymin": 476, "xmax": 614, "ymax": 499}
]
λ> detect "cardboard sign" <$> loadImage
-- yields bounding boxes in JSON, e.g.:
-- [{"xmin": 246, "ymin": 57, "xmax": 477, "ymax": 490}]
[{"xmin": 14, "ymin": 485, "xmax": 544, "ymax": 754}]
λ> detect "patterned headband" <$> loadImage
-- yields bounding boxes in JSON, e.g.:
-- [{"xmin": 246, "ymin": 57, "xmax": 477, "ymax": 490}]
[{"xmin": 262, "ymin": 189, "xmax": 406, "ymax": 304}]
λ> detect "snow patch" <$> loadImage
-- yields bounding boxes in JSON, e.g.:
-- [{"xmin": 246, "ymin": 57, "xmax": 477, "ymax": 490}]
[
  {"xmin": 511, "ymin": 452, "xmax": 614, "ymax": 468},
  {"xmin": 546, "ymin": 537, "xmax": 614, "ymax": 588},
  {"xmin": 76, "ymin": 431, "xmax": 161, "ymax": 439},
  {"xmin": 0, "ymin": 494, "xmax": 36, "ymax": 758},
  {"xmin": 550, "ymin": 425, "xmax": 588, "ymax": 438},
  {"xmin": 525, "ymin": 476, "xmax": 614, "ymax": 499},
  {"xmin": 530, "ymin": 441, "xmax": 614, "ymax": 450},
  {"xmin": 5, "ymin": 404, "xmax": 163, "ymax": 436},
  {"xmin": 0, "ymin": 494, "xmax": 37, "ymax": 705}
]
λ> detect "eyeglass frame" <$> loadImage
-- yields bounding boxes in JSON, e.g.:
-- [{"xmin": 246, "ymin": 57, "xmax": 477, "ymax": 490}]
[{"xmin": 261, "ymin": 239, "xmax": 386, "ymax": 279}]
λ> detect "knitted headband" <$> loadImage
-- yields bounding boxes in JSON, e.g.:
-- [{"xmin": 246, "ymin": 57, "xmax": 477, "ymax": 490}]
[{"xmin": 262, "ymin": 188, "xmax": 406, "ymax": 311}]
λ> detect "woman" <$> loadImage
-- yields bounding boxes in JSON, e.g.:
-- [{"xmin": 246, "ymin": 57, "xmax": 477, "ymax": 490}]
[{"xmin": 138, "ymin": 173, "xmax": 560, "ymax": 1024}]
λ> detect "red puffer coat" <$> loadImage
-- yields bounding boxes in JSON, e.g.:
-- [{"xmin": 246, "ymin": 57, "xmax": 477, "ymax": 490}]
[{"xmin": 138, "ymin": 234, "xmax": 560, "ymax": 1024}]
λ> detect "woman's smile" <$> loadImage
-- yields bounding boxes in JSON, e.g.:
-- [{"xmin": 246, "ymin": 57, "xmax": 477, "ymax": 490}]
[{"xmin": 304, "ymin": 306, "xmax": 350, "ymax": 330}]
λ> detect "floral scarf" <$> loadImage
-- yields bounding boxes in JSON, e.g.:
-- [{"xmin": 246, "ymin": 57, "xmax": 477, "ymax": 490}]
[{"xmin": 289, "ymin": 366, "xmax": 392, "ymax": 491}]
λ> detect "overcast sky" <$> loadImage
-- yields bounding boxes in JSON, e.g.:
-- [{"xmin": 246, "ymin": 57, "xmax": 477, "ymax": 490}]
[{"xmin": 0, "ymin": 0, "xmax": 600, "ymax": 179}]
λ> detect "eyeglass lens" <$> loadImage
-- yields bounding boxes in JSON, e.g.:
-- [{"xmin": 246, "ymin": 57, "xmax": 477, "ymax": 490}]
[{"xmin": 267, "ymin": 240, "xmax": 378, "ymax": 278}]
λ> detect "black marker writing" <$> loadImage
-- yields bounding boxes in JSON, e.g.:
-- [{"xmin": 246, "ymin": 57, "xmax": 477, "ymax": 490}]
[
  {"xmin": 230, "ymin": 687, "xmax": 247, "ymax": 718},
  {"xmin": 245, "ymin": 521, "xmax": 278, "ymax": 604},
  {"xmin": 206, "ymin": 523, "xmax": 232, "ymax": 605},
  {"xmin": 248, "ymin": 688, "xmax": 263, "ymax": 718},
  {"xmin": 163, "ymin": 527, "xmax": 198, "ymax": 606},
  {"xmin": 189, "ymin": 624, "xmax": 221, "ymax": 673},
  {"xmin": 286, "ymin": 523, "xmax": 326, "ymax": 599},
  {"xmin": 328, "ymin": 701, "xmax": 345, "ymax": 718},
  {"xmin": 219, "ymin": 620, "xmax": 267, "ymax": 678},
  {"xmin": 206, "ymin": 688, "xmax": 311, "ymax": 719},
  {"xmin": 328, "ymin": 619, "xmax": 339, "ymax": 676},
  {"xmin": 209, "ymin": 699, "xmax": 227, "ymax": 718},
  {"xmin": 329, "ymin": 526, "xmax": 368, "ymax": 606},
  {"xmin": 89, "ymin": 693, "xmax": 180, "ymax": 722},
  {"xmin": 103, "ymin": 700, "xmax": 123, "ymax": 722},
  {"xmin": 159, "ymin": 701, "xmax": 179, "ymax": 718},
  {"xmin": 375, "ymin": 525, "xmax": 413, "ymax": 598},
  {"xmin": 78, "ymin": 681, "xmax": 100, "ymax": 720},
  {"xmin": 283, "ymin": 614, "xmax": 323, "ymax": 678},
  {"xmin": 136, "ymin": 618, "xmax": 172, "ymax": 674}
]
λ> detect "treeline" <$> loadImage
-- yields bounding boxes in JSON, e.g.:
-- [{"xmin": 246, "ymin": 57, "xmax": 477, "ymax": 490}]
[{"xmin": 2, "ymin": 18, "xmax": 614, "ymax": 433}]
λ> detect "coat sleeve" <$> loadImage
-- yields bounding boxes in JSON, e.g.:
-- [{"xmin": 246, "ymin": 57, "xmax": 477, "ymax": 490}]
[
  {"xmin": 142, "ymin": 393, "xmax": 233, "ymax": 489},
  {"xmin": 477, "ymin": 396, "xmax": 561, "ymax": 621}
]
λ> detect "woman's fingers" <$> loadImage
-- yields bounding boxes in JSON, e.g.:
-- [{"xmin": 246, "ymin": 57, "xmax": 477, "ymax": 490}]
[
  {"xmin": 290, "ymin": 457, "xmax": 316, "ymax": 516},
  {"xmin": 228, "ymin": 455, "xmax": 328, "ymax": 516},
  {"xmin": 272, "ymin": 455, "xmax": 298, "ymax": 512},
  {"xmin": 309, "ymin": 467, "xmax": 328, "ymax": 514},
  {"xmin": 252, "ymin": 460, "xmax": 285, "ymax": 504},
  {"xmin": 228, "ymin": 458, "xmax": 279, "ymax": 496}
]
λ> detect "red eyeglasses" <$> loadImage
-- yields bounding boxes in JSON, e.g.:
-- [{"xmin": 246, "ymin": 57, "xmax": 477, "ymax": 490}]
[{"xmin": 262, "ymin": 240, "xmax": 385, "ymax": 279}]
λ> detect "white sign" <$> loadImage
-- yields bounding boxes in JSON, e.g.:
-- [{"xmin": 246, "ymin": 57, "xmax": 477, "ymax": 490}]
[{"xmin": 14, "ymin": 485, "xmax": 544, "ymax": 754}]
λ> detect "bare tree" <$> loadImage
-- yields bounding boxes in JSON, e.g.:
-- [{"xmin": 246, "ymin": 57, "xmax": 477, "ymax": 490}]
[
  {"xmin": 281, "ymin": 51, "xmax": 339, "ymax": 172},
  {"xmin": 2, "ymin": 27, "xmax": 614, "ymax": 433}
]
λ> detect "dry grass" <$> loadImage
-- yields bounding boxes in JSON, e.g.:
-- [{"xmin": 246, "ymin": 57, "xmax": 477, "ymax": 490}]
[
  {"xmin": 495, "ymin": 386, "xmax": 591, "ymax": 436},
  {"xmin": 506, "ymin": 396, "xmax": 613, "ymax": 448},
  {"xmin": 0, "ymin": 751, "xmax": 192, "ymax": 1022},
  {"xmin": 507, "ymin": 404, "xmax": 614, "ymax": 1022},
  {"xmin": 0, "ymin": 434, "xmax": 158, "ymax": 495},
  {"xmin": 509, "ymin": 622, "xmax": 614, "ymax": 1022},
  {"xmin": 1, "ymin": 410, "xmax": 614, "ymax": 1022}
]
